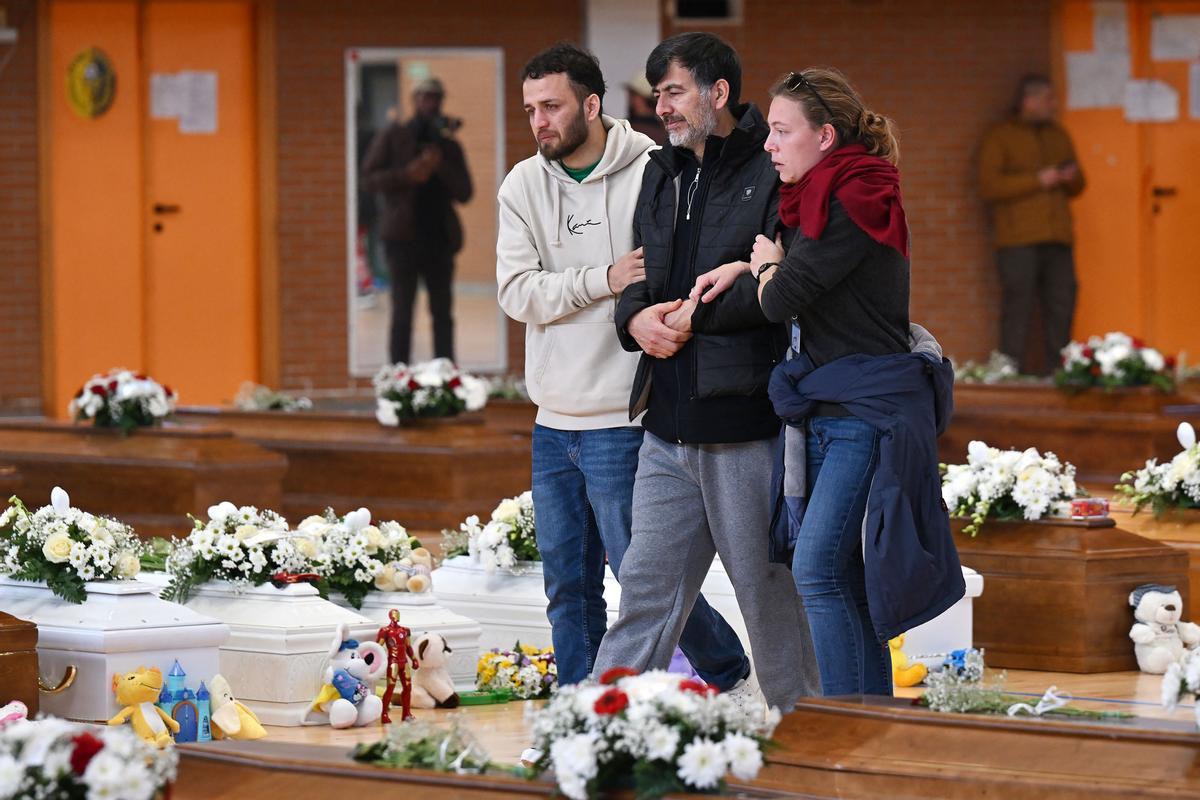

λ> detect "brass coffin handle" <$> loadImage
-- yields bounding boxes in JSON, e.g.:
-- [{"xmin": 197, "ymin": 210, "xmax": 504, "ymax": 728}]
[{"xmin": 38, "ymin": 665, "xmax": 78, "ymax": 694}]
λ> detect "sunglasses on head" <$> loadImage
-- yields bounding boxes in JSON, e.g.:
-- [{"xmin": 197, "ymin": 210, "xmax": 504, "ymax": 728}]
[{"xmin": 784, "ymin": 71, "xmax": 835, "ymax": 121}]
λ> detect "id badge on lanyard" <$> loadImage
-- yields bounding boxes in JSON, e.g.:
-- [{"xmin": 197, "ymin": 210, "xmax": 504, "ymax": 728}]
[{"xmin": 789, "ymin": 320, "xmax": 802, "ymax": 359}]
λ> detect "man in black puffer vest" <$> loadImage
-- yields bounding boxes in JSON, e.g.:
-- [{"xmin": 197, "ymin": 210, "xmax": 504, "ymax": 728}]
[{"xmin": 591, "ymin": 33, "xmax": 820, "ymax": 711}]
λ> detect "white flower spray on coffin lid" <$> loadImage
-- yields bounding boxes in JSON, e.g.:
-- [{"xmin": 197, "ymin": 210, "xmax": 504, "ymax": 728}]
[
  {"xmin": 0, "ymin": 487, "xmax": 146, "ymax": 603},
  {"xmin": 942, "ymin": 441, "xmax": 1079, "ymax": 536}
]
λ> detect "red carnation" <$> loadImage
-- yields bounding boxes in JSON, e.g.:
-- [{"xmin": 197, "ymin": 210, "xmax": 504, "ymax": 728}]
[
  {"xmin": 1090, "ymin": 365, "xmax": 1102, "ymax": 377},
  {"xmin": 135, "ymin": 373, "xmax": 147, "ymax": 380},
  {"xmin": 1133, "ymin": 337, "xmax": 1145, "ymax": 349},
  {"xmin": 107, "ymin": 380, "xmax": 118, "ymax": 392},
  {"xmin": 70, "ymin": 731, "xmax": 104, "ymax": 775},
  {"xmin": 1082, "ymin": 347, "xmax": 1094, "ymax": 359},
  {"xmin": 1166, "ymin": 355, "xmax": 1177, "ymax": 370},
  {"xmin": 593, "ymin": 687, "xmax": 629, "ymax": 715},
  {"xmin": 599, "ymin": 666, "xmax": 639, "ymax": 685},
  {"xmin": 164, "ymin": 385, "xmax": 175, "ymax": 397},
  {"xmin": 447, "ymin": 376, "xmax": 463, "ymax": 390},
  {"xmin": 680, "ymin": 678, "xmax": 717, "ymax": 696},
  {"xmin": 90, "ymin": 385, "xmax": 106, "ymax": 397},
  {"xmin": 408, "ymin": 379, "xmax": 421, "ymax": 391}
]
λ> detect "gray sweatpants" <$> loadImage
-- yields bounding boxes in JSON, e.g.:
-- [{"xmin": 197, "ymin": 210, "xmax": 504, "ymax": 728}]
[{"xmin": 592, "ymin": 432, "xmax": 821, "ymax": 709}]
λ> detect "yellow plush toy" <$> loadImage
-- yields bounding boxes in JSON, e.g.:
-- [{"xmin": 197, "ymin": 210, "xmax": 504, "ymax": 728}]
[
  {"xmin": 209, "ymin": 673, "xmax": 267, "ymax": 741},
  {"xmin": 888, "ymin": 635, "xmax": 928, "ymax": 688},
  {"xmin": 107, "ymin": 666, "xmax": 180, "ymax": 748}
]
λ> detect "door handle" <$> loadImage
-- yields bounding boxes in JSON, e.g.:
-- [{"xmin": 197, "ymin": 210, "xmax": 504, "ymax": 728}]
[
  {"xmin": 152, "ymin": 203, "xmax": 181, "ymax": 214},
  {"xmin": 1151, "ymin": 186, "xmax": 1177, "ymax": 198}
]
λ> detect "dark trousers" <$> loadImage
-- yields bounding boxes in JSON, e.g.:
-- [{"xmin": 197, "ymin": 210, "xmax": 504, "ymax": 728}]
[
  {"xmin": 384, "ymin": 239, "xmax": 455, "ymax": 364},
  {"xmin": 997, "ymin": 243, "xmax": 1077, "ymax": 375}
]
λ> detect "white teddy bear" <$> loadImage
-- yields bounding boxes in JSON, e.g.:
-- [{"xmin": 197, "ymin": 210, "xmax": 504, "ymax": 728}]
[{"xmin": 1129, "ymin": 583, "xmax": 1200, "ymax": 673}]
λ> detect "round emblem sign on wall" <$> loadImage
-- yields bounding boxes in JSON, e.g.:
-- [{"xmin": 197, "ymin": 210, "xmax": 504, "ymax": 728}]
[{"xmin": 66, "ymin": 47, "xmax": 117, "ymax": 119}]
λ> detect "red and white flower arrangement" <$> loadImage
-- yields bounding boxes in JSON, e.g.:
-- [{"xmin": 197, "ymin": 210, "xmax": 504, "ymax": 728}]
[
  {"xmin": 526, "ymin": 668, "xmax": 779, "ymax": 800},
  {"xmin": 373, "ymin": 358, "xmax": 488, "ymax": 425},
  {"xmin": 0, "ymin": 716, "xmax": 177, "ymax": 800},
  {"xmin": 68, "ymin": 369, "xmax": 177, "ymax": 432},
  {"xmin": 1057, "ymin": 332, "xmax": 1175, "ymax": 392}
]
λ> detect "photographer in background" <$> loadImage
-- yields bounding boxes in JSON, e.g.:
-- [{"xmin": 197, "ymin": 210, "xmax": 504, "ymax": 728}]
[
  {"xmin": 363, "ymin": 77, "xmax": 473, "ymax": 364},
  {"xmin": 978, "ymin": 73, "xmax": 1085, "ymax": 375}
]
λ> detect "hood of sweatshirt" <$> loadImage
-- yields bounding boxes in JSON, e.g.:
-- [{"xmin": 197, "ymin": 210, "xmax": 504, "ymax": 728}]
[{"xmin": 536, "ymin": 116, "xmax": 656, "ymax": 247}]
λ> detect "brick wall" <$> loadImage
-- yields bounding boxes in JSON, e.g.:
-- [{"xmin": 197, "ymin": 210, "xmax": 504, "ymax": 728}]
[
  {"xmin": 0, "ymin": 1, "xmax": 42, "ymax": 414},
  {"xmin": 274, "ymin": 0, "xmax": 583, "ymax": 389},
  {"xmin": 664, "ymin": 0, "xmax": 1053, "ymax": 362}
]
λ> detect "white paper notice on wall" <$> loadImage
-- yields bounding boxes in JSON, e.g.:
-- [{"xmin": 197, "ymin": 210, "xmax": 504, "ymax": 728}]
[
  {"xmin": 1151, "ymin": 14, "xmax": 1200, "ymax": 61},
  {"xmin": 1191, "ymin": 62, "xmax": 1200, "ymax": 119},
  {"xmin": 1093, "ymin": 0, "xmax": 1129, "ymax": 54},
  {"xmin": 1066, "ymin": 51, "xmax": 1130, "ymax": 108},
  {"xmin": 1124, "ymin": 79, "xmax": 1179, "ymax": 122},
  {"xmin": 148, "ymin": 70, "xmax": 218, "ymax": 134},
  {"xmin": 178, "ymin": 71, "xmax": 218, "ymax": 134},
  {"xmin": 150, "ymin": 73, "xmax": 186, "ymax": 119}
]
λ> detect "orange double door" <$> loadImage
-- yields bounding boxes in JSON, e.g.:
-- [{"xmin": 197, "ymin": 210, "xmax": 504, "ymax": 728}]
[{"xmin": 47, "ymin": 1, "xmax": 260, "ymax": 414}]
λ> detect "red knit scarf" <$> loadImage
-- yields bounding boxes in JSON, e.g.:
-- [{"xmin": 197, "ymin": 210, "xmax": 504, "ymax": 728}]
[{"xmin": 777, "ymin": 143, "xmax": 909, "ymax": 258}]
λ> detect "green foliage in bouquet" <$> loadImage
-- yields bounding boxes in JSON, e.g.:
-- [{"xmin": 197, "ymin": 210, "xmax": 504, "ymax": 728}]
[{"xmin": 352, "ymin": 719, "xmax": 489, "ymax": 773}]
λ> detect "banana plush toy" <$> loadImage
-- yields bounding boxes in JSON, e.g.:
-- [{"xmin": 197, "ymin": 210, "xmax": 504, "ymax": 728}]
[{"xmin": 209, "ymin": 674, "xmax": 267, "ymax": 740}]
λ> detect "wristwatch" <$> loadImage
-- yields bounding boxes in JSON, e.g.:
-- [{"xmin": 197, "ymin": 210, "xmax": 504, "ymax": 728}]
[{"xmin": 753, "ymin": 262, "xmax": 779, "ymax": 283}]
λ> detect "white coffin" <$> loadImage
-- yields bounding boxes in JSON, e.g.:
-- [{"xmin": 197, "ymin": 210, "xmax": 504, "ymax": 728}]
[
  {"xmin": 431, "ymin": 555, "xmax": 622, "ymax": 653},
  {"xmin": 138, "ymin": 573, "xmax": 376, "ymax": 726},
  {"xmin": 900, "ymin": 566, "xmax": 985, "ymax": 667},
  {"xmin": 330, "ymin": 590, "xmax": 483, "ymax": 691},
  {"xmin": 0, "ymin": 576, "xmax": 228, "ymax": 723}
]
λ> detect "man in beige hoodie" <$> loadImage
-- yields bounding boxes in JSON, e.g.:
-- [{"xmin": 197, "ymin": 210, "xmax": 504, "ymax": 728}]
[{"xmin": 497, "ymin": 43, "xmax": 748, "ymax": 690}]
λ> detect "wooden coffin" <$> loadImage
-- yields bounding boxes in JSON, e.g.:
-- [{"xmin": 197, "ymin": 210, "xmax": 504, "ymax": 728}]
[
  {"xmin": 739, "ymin": 695, "xmax": 1200, "ymax": 799},
  {"xmin": 0, "ymin": 610, "xmax": 39, "ymax": 714},
  {"xmin": 174, "ymin": 408, "xmax": 531, "ymax": 531},
  {"xmin": 482, "ymin": 399, "xmax": 537, "ymax": 437},
  {"xmin": 942, "ymin": 384, "xmax": 1198, "ymax": 484},
  {"xmin": 175, "ymin": 738, "xmax": 783, "ymax": 799},
  {"xmin": 953, "ymin": 517, "xmax": 1189, "ymax": 672},
  {"xmin": 0, "ymin": 464, "xmax": 19, "ymax": 497},
  {"xmin": 1109, "ymin": 507, "xmax": 1200, "ymax": 622},
  {"xmin": 0, "ymin": 420, "xmax": 287, "ymax": 539}
]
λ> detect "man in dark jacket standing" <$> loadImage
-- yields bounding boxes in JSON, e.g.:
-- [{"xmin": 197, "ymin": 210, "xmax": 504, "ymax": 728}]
[
  {"xmin": 363, "ymin": 77, "xmax": 473, "ymax": 364},
  {"xmin": 591, "ymin": 33, "xmax": 820, "ymax": 711}
]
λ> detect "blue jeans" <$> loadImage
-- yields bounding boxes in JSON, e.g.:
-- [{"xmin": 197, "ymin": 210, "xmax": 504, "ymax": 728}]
[
  {"xmin": 532, "ymin": 424, "xmax": 748, "ymax": 687},
  {"xmin": 791, "ymin": 416, "xmax": 892, "ymax": 696}
]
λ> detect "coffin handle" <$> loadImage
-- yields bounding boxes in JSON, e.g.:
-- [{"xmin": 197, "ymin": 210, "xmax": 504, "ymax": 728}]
[{"xmin": 38, "ymin": 665, "xmax": 77, "ymax": 694}]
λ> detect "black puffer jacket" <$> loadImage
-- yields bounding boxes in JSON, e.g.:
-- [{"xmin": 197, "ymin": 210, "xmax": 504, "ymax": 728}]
[{"xmin": 616, "ymin": 104, "xmax": 787, "ymax": 434}]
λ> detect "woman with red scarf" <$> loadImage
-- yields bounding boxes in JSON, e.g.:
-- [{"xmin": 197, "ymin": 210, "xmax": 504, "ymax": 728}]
[{"xmin": 693, "ymin": 68, "xmax": 921, "ymax": 696}]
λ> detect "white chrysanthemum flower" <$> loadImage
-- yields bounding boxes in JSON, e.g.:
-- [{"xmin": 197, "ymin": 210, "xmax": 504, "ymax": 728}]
[
  {"xmin": 722, "ymin": 732, "xmax": 763, "ymax": 780},
  {"xmin": 676, "ymin": 737, "xmax": 726, "ymax": 789},
  {"xmin": 642, "ymin": 722, "xmax": 681, "ymax": 761},
  {"xmin": 0, "ymin": 753, "xmax": 22, "ymax": 797}
]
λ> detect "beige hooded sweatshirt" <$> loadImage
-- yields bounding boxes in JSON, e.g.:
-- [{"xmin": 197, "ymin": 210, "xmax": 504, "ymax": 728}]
[{"xmin": 496, "ymin": 117, "xmax": 655, "ymax": 430}]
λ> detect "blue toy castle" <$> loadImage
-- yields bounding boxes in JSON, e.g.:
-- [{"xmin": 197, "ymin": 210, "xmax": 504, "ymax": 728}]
[{"xmin": 156, "ymin": 660, "xmax": 212, "ymax": 743}]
